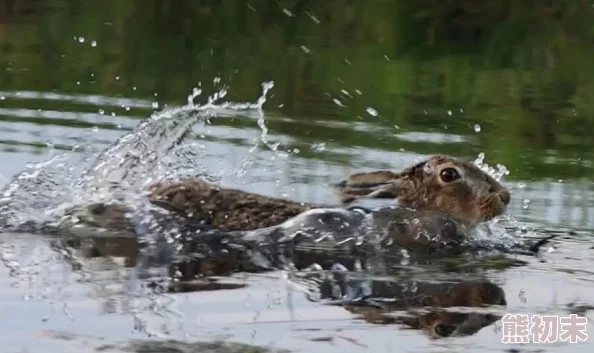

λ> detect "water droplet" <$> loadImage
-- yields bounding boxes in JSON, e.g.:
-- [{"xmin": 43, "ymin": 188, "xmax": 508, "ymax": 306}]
[
  {"xmin": 282, "ymin": 8, "xmax": 293, "ymax": 16},
  {"xmin": 152, "ymin": 102, "xmax": 159, "ymax": 109},
  {"xmin": 306, "ymin": 11, "xmax": 320, "ymax": 23},
  {"xmin": 133, "ymin": 86, "xmax": 137, "ymax": 91},
  {"xmin": 400, "ymin": 249, "xmax": 410, "ymax": 266},
  {"xmin": 76, "ymin": 81, "xmax": 80, "ymax": 85},
  {"xmin": 98, "ymin": 109, "xmax": 104, "ymax": 115},
  {"xmin": 301, "ymin": 45, "xmax": 310, "ymax": 54},
  {"xmin": 522, "ymin": 198, "xmax": 531, "ymax": 210},
  {"xmin": 355, "ymin": 89, "xmax": 362, "ymax": 95},
  {"xmin": 447, "ymin": 110, "xmax": 452, "ymax": 116},
  {"xmin": 78, "ymin": 37, "xmax": 85, "ymax": 43},
  {"xmin": 311, "ymin": 142, "xmax": 326, "ymax": 151},
  {"xmin": 91, "ymin": 40, "xmax": 97, "ymax": 47},
  {"xmin": 394, "ymin": 125, "xmax": 400, "ymax": 129},
  {"xmin": 91, "ymin": 126, "xmax": 99, "ymax": 133},
  {"xmin": 270, "ymin": 142, "xmax": 280, "ymax": 151},
  {"xmin": 115, "ymin": 76, "xmax": 120, "ymax": 81},
  {"xmin": 46, "ymin": 140, "xmax": 54, "ymax": 148},
  {"xmin": 0, "ymin": 96, "xmax": 5, "ymax": 100},
  {"xmin": 333, "ymin": 98, "xmax": 344, "ymax": 106},
  {"xmin": 384, "ymin": 55, "xmax": 390, "ymax": 61},
  {"xmin": 366, "ymin": 107, "xmax": 378, "ymax": 117},
  {"xmin": 474, "ymin": 124, "xmax": 482, "ymax": 133},
  {"xmin": 125, "ymin": 106, "xmax": 131, "ymax": 111},
  {"xmin": 111, "ymin": 112, "xmax": 116, "ymax": 117}
]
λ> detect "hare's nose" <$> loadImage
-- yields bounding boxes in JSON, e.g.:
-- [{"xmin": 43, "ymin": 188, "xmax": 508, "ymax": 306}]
[{"xmin": 498, "ymin": 190, "xmax": 511, "ymax": 205}]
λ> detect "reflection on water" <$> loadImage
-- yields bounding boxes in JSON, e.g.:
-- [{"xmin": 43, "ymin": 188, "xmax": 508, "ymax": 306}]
[{"xmin": 1, "ymin": 1, "xmax": 594, "ymax": 353}]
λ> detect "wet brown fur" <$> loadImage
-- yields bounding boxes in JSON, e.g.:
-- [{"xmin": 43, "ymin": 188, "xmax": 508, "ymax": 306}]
[
  {"xmin": 335, "ymin": 155, "xmax": 511, "ymax": 226},
  {"xmin": 147, "ymin": 179, "xmax": 317, "ymax": 231},
  {"xmin": 79, "ymin": 154, "xmax": 510, "ymax": 234}
]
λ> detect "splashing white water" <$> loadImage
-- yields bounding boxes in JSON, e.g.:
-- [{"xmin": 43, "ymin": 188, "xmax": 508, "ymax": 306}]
[
  {"xmin": 0, "ymin": 81, "xmax": 278, "ymax": 229},
  {"xmin": 473, "ymin": 152, "xmax": 510, "ymax": 182}
]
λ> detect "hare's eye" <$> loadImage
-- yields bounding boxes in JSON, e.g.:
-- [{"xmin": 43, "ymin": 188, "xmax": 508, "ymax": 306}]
[{"xmin": 440, "ymin": 168, "xmax": 460, "ymax": 183}]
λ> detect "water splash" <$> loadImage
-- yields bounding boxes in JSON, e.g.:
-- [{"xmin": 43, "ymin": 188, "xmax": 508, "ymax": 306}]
[
  {"xmin": 473, "ymin": 152, "xmax": 509, "ymax": 182},
  {"xmin": 250, "ymin": 81, "xmax": 275, "ymax": 151},
  {"xmin": 0, "ymin": 81, "xmax": 277, "ymax": 230}
]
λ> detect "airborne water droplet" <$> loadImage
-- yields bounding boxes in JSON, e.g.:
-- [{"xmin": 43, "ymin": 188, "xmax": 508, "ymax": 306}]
[
  {"xmin": 333, "ymin": 98, "xmax": 344, "ymax": 107},
  {"xmin": 91, "ymin": 40, "xmax": 97, "ymax": 47},
  {"xmin": 311, "ymin": 142, "xmax": 326, "ymax": 151},
  {"xmin": 152, "ymin": 102, "xmax": 159, "ymax": 109},
  {"xmin": 366, "ymin": 107, "xmax": 378, "ymax": 117},
  {"xmin": 78, "ymin": 37, "xmax": 85, "ymax": 43},
  {"xmin": 474, "ymin": 124, "xmax": 482, "ymax": 133}
]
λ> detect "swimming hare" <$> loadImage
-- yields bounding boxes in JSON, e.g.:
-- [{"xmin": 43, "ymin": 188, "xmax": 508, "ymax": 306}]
[
  {"xmin": 58, "ymin": 155, "xmax": 509, "ymax": 245},
  {"xmin": 47, "ymin": 154, "xmax": 511, "ymax": 279},
  {"xmin": 334, "ymin": 154, "xmax": 510, "ymax": 227}
]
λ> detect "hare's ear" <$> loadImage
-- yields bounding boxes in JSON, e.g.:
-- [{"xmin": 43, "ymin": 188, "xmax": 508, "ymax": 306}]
[{"xmin": 331, "ymin": 170, "xmax": 403, "ymax": 204}]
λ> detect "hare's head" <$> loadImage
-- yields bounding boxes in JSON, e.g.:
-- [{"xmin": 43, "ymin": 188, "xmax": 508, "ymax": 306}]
[{"xmin": 333, "ymin": 155, "xmax": 510, "ymax": 226}]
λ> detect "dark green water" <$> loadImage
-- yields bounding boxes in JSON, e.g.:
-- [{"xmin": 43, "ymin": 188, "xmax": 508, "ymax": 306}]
[{"xmin": 1, "ymin": 1, "xmax": 594, "ymax": 352}]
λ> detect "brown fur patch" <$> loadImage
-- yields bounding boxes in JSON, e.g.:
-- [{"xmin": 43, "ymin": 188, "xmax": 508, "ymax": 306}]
[
  {"xmin": 148, "ymin": 179, "xmax": 318, "ymax": 231},
  {"xmin": 335, "ymin": 155, "xmax": 510, "ymax": 226}
]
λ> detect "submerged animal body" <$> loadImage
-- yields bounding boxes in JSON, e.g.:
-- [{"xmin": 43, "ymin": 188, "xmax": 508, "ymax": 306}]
[
  {"xmin": 63, "ymin": 154, "xmax": 510, "ymax": 233},
  {"xmin": 42, "ymin": 154, "xmax": 511, "ymax": 279}
]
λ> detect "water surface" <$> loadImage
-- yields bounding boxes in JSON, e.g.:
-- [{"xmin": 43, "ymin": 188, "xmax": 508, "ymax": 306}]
[{"xmin": 1, "ymin": 1, "xmax": 594, "ymax": 352}]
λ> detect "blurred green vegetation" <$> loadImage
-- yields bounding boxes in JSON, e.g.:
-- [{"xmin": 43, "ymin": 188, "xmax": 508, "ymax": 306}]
[{"xmin": 1, "ymin": 0, "xmax": 594, "ymax": 180}]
